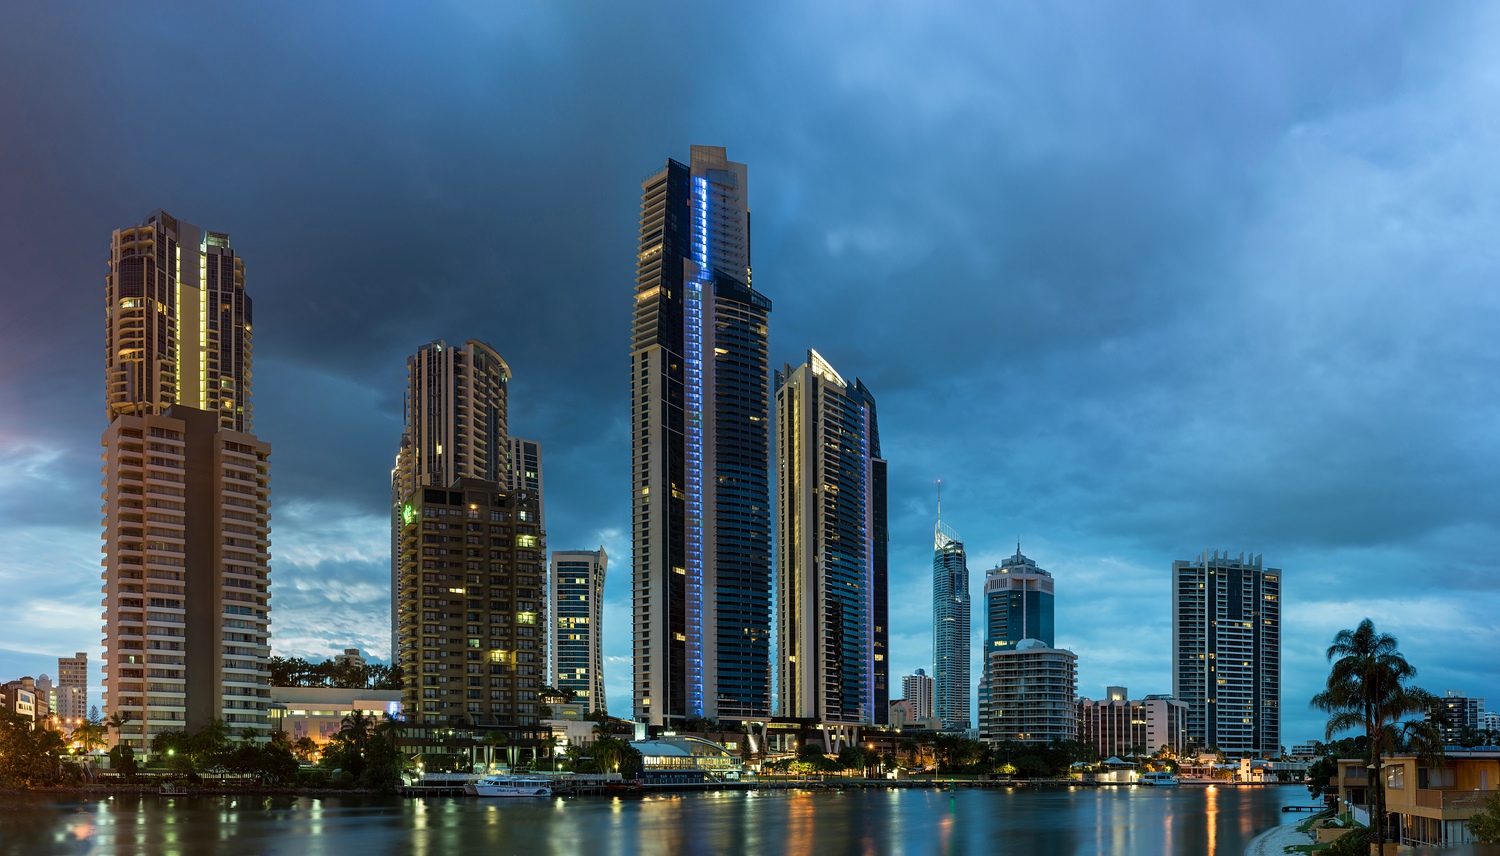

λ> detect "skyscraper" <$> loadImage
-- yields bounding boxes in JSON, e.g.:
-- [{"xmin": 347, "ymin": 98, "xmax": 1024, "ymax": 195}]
[
  {"xmin": 550, "ymin": 548, "xmax": 607, "ymax": 713},
  {"xmin": 978, "ymin": 548, "xmax": 1055, "ymax": 733},
  {"xmin": 1172, "ymin": 550, "xmax": 1281, "ymax": 756},
  {"xmin": 391, "ymin": 339, "xmax": 512, "ymax": 666},
  {"xmin": 774, "ymin": 350, "xmax": 888, "ymax": 725},
  {"xmin": 933, "ymin": 508, "xmax": 971, "ymax": 730},
  {"xmin": 631, "ymin": 146, "xmax": 773, "ymax": 726},
  {"xmin": 102, "ymin": 211, "xmax": 272, "ymax": 749}
]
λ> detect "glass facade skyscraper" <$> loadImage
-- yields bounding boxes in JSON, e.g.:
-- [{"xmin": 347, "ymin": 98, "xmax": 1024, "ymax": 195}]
[
  {"xmin": 550, "ymin": 548, "xmax": 607, "ymax": 714},
  {"xmin": 983, "ymin": 548, "xmax": 1054, "ymax": 652},
  {"xmin": 933, "ymin": 513, "xmax": 971, "ymax": 730},
  {"xmin": 632, "ymin": 146, "xmax": 773, "ymax": 726},
  {"xmin": 774, "ymin": 350, "xmax": 888, "ymax": 725}
]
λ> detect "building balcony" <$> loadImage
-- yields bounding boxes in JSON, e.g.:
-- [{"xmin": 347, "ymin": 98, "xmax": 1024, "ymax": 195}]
[{"xmin": 1412, "ymin": 788, "xmax": 1496, "ymax": 814}]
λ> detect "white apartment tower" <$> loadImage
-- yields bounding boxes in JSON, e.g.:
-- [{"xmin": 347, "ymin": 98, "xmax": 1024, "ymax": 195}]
[
  {"xmin": 1172, "ymin": 551, "xmax": 1281, "ymax": 756},
  {"xmin": 102, "ymin": 211, "xmax": 272, "ymax": 749},
  {"xmin": 902, "ymin": 669, "xmax": 935, "ymax": 722}
]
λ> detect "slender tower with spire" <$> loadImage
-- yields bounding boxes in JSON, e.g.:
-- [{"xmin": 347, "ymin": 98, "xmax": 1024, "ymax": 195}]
[{"xmin": 932, "ymin": 482, "xmax": 971, "ymax": 730}]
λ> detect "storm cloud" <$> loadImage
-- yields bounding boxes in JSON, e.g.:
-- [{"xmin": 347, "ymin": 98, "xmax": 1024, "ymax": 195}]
[{"xmin": 2, "ymin": 1, "xmax": 1497, "ymax": 744}]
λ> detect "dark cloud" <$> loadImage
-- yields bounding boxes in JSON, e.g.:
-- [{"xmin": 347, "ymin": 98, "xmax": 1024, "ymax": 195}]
[{"xmin": 2, "ymin": 0, "xmax": 1498, "ymax": 744}]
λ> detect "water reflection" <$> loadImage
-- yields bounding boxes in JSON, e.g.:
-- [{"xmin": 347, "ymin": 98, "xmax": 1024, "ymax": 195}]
[
  {"xmin": 0, "ymin": 786, "xmax": 1308, "ymax": 856},
  {"xmin": 1205, "ymin": 785, "xmax": 1218, "ymax": 856}
]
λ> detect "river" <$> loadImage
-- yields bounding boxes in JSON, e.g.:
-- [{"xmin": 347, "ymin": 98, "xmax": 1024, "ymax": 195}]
[{"xmin": 1, "ymin": 785, "xmax": 1306, "ymax": 855}]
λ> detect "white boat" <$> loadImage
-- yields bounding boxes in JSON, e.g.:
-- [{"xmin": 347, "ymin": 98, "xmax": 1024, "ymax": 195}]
[
  {"xmin": 1139, "ymin": 772, "xmax": 1180, "ymax": 787},
  {"xmin": 464, "ymin": 775, "xmax": 553, "ymax": 797}
]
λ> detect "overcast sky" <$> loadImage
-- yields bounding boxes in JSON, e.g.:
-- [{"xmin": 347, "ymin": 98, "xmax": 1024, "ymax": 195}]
[{"xmin": 2, "ymin": 1, "xmax": 1498, "ymax": 746}]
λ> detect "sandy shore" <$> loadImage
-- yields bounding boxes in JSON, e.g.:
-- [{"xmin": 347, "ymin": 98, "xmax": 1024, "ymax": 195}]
[{"xmin": 1244, "ymin": 820, "xmax": 1310, "ymax": 856}]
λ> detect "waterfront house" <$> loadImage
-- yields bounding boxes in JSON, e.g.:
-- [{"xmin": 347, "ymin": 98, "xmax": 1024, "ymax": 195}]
[{"xmin": 1335, "ymin": 749, "xmax": 1499, "ymax": 847}]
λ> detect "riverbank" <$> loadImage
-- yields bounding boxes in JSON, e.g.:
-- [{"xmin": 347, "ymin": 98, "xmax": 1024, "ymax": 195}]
[
  {"xmin": 1244, "ymin": 818, "xmax": 1311, "ymax": 856},
  {"xmin": 0, "ymin": 784, "xmax": 383, "ymax": 797}
]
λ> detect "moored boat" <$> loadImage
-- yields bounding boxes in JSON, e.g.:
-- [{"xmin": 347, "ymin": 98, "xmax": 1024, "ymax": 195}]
[
  {"xmin": 1139, "ymin": 772, "xmax": 1180, "ymax": 787},
  {"xmin": 464, "ymin": 775, "xmax": 553, "ymax": 797}
]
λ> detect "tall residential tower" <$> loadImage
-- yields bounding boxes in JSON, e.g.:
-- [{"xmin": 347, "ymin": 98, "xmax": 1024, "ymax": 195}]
[
  {"xmin": 550, "ymin": 548, "xmax": 608, "ymax": 713},
  {"xmin": 1172, "ymin": 551, "xmax": 1281, "ymax": 756},
  {"xmin": 631, "ymin": 146, "xmax": 773, "ymax": 726},
  {"xmin": 774, "ymin": 350, "xmax": 888, "ymax": 725},
  {"xmin": 390, "ymin": 339, "xmax": 512, "ymax": 666},
  {"xmin": 101, "ymin": 211, "xmax": 272, "ymax": 749}
]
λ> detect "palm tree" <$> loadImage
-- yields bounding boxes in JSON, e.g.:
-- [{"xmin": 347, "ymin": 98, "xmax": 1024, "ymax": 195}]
[
  {"xmin": 1311, "ymin": 619, "xmax": 1435, "ymax": 850},
  {"xmin": 339, "ymin": 708, "xmax": 376, "ymax": 752},
  {"xmin": 73, "ymin": 722, "xmax": 107, "ymax": 754},
  {"xmin": 104, "ymin": 710, "xmax": 132, "ymax": 744}
]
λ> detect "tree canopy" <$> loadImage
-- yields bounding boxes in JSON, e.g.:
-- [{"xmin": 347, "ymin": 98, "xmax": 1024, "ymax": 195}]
[{"xmin": 269, "ymin": 655, "xmax": 402, "ymax": 690}]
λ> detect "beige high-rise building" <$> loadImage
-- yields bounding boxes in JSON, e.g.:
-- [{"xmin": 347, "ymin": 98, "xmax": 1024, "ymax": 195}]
[
  {"xmin": 390, "ymin": 339, "xmax": 513, "ymax": 667},
  {"xmin": 58, "ymin": 652, "xmax": 88, "ymax": 726},
  {"xmin": 101, "ymin": 211, "xmax": 272, "ymax": 750}
]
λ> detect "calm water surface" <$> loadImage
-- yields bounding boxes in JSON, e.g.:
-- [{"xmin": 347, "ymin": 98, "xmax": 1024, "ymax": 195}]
[{"xmin": 1, "ymin": 785, "xmax": 1307, "ymax": 855}]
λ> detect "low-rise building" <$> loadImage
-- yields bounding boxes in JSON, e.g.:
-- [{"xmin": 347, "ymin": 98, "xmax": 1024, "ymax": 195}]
[
  {"xmin": 1077, "ymin": 688, "xmax": 1189, "ymax": 758},
  {"xmin": 1, "ymin": 677, "xmax": 50, "ymax": 723},
  {"xmin": 270, "ymin": 686, "xmax": 403, "ymax": 744},
  {"xmin": 1336, "ymin": 749, "xmax": 1500, "ymax": 847},
  {"xmin": 630, "ymin": 734, "xmax": 741, "ymax": 783}
]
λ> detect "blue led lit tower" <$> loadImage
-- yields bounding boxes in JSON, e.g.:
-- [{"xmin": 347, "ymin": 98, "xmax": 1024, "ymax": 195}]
[{"xmin": 632, "ymin": 146, "xmax": 773, "ymax": 726}]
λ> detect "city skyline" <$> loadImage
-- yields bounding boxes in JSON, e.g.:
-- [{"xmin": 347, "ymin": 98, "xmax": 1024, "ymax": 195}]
[{"xmin": 4, "ymin": 3, "xmax": 1500, "ymax": 747}]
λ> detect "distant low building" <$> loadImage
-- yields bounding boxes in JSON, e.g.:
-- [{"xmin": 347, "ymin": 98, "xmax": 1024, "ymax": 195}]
[
  {"xmin": 1288, "ymin": 742, "xmax": 1321, "ymax": 758},
  {"xmin": 332, "ymin": 649, "xmax": 367, "ymax": 670},
  {"xmin": 1434, "ymin": 691, "xmax": 1486, "ymax": 745},
  {"xmin": 901, "ymin": 670, "xmax": 934, "ymax": 722},
  {"xmin": 1, "ymin": 678, "xmax": 44, "ymax": 722}
]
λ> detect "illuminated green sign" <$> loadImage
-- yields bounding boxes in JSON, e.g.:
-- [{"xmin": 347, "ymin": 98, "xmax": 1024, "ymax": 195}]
[{"xmin": 401, "ymin": 503, "xmax": 415, "ymax": 525}]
